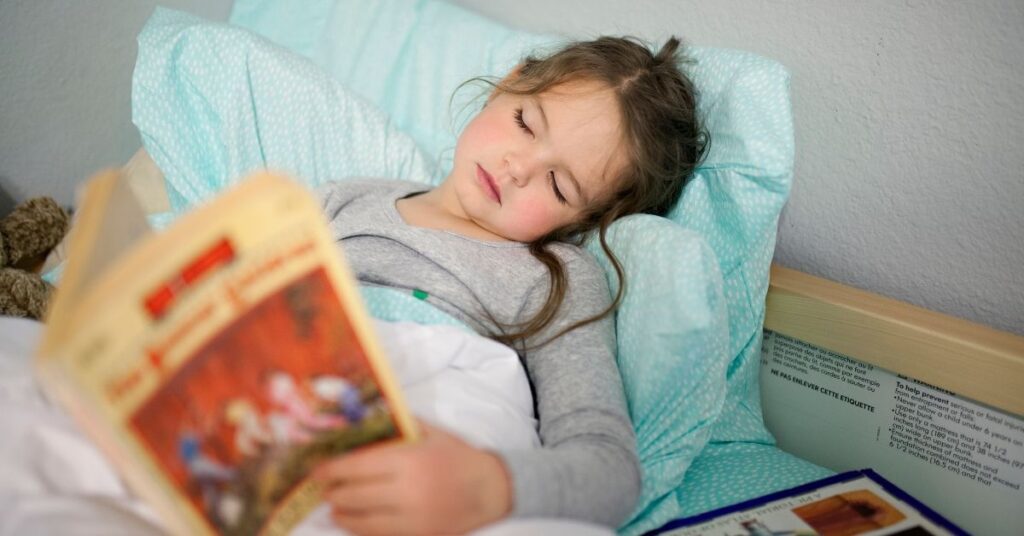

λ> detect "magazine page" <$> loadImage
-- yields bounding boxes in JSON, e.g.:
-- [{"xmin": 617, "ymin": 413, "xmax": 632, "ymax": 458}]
[
  {"xmin": 36, "ymin": 173, "xmax": 416, "ymax": 535},
  {"xmin": 655, "ymin": 470, "xmax": 965, "ymax": 536},
  {"xmin": 760, "ymin": 330, "xmax": 1024, "ymax": 535}
]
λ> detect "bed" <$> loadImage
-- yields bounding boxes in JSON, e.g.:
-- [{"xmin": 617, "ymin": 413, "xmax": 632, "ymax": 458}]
[
  {"xmin": 105, "ymin": 148, "xmax": 1024, "ymax": 535},
  {"xmin": 7, "ymin": 0, "xmax": 1024, "ymax": 534}
]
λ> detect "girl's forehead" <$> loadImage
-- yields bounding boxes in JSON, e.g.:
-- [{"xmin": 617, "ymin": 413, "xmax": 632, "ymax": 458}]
[
  {"xmin": 538, "ymin": 79, "xmax": 618, "ymax": 109},
  {"xmin": 536, "ymin": 81, "xmax": 629, "ymax": 194}
]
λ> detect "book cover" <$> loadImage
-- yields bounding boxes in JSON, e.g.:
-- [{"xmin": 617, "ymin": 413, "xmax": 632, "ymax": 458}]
[{"xmin": 34, "ymin": 171, "xmax": 417, "ymax": 535}]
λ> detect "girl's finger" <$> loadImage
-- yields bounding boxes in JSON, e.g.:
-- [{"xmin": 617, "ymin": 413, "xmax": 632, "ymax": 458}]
[
  {"xmin": 314, "ymin": 448, "xmax": 395, "ymax": 485},
  {"xmin": 413, "ymin": 417, "xmax": 438, "ymax": 436},
  {"xmin": 323, "ymin": 478, "xmax": 397, "ymax": 514},
  {"xmin": 330, "ymin": 507, "xmax": 411, "ymax": 536}
]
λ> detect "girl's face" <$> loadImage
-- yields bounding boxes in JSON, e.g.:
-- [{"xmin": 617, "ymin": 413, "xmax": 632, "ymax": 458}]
[{"xmin": 444, "ymin": 79, "xmax": 628, "ymax": 243}]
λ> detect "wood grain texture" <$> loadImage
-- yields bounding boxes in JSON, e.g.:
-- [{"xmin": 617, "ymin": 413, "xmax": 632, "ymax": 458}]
[{"xmin": 766, "ymin": 264, "xmax": 1024, "ymax": 416}]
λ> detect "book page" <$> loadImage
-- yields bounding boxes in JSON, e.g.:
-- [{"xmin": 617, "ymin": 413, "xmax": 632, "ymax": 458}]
[
  {"xmin": 41, "ymin": 170, "xmax": 151, "ymax": 341},
  {"xmin": 74, "ymin": 169, "xmax": 152, "ymax": 290}
]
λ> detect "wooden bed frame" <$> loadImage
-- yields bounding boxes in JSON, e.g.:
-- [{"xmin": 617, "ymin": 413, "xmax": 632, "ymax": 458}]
[
  {"xmin": 766, "ymin": 265, "xmax": 1024, "ymax": 417},
  {"xmin": 763, "ymin": 266, "xmax": 1023, "ymax": 535}
]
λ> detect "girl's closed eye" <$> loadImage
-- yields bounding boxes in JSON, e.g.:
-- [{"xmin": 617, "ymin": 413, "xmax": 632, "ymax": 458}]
[
  {"xmin": 514, "ymin": 107, "xmax": 566, "ymax": 205},
  {"xmin": 513, "ymin": 108, "xmax": 532, "ymax": 136},
  {"xmin": 550, "ymin": 173, "xmax": 568, "ymax": 205}
]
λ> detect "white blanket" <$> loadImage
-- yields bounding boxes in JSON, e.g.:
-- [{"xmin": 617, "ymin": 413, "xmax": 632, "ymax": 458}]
[{"xmin": 0, "ymin": 317, "xmax": 610, "ymax": 536}]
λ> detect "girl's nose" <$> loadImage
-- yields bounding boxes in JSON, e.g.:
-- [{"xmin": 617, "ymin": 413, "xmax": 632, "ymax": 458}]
[{"xmin": 505, "ymin": 153, "xmax": 539, "ymax": 187}]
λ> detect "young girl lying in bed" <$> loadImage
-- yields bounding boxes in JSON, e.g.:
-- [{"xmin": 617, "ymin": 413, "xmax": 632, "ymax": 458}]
[{"xmin": 312, "ymin": 36, "xmax": 706, "ymax": 535}]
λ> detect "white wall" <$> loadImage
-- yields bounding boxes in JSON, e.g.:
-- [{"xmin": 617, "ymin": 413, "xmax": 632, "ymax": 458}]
[
  {"xmin": 0, "ymin": 0, "xmax": 231, "ymax": 208},
  {"xmin": 1, "ymin": 0, "xmax": 1021, "ymax": 336}
]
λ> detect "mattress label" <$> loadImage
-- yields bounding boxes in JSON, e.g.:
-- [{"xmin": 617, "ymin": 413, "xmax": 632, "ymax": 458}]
[{"xmin": 760, "ymin": 330, "xmax": 1024, "ymax": 535}]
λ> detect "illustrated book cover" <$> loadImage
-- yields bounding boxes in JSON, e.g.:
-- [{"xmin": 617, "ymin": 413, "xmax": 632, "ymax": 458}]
[{"xmin": 35, "ymin": 171, "xmax": 418, "ymax": 535}]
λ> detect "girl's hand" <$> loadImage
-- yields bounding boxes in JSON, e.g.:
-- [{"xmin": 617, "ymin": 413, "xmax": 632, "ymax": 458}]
[{"xmin": 313, "ymin": 419, "xmax": 512, "ymax": 535}]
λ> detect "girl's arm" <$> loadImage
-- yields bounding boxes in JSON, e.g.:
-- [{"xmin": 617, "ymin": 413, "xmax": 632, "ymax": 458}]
[
  {"xmin": 496, "ymin": 253, "xmax": 641, "ymax": 527},
  {"xmin": 313, "ymin": 253, "xmax": 638, "ymax": 533}
]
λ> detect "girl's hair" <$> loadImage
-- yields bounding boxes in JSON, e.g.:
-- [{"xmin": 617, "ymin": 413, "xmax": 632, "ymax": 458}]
[{"xmin": 479, "ymin": 36, "xmax": 709, "ymax": 349}]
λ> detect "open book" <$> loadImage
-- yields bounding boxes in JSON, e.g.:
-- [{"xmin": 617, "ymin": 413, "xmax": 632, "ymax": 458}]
[{"xmin": 35, "ymin": 171, "xmax": 418, "ymax": 535}]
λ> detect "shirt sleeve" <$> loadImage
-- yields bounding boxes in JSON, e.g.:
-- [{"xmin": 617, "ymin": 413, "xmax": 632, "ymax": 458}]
[{"xmin": 496, "ymin": 251, "xmax": 641, "ymax": 528}]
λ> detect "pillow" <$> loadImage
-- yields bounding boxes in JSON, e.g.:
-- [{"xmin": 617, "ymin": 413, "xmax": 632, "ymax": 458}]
[
  {"xmin": 231, "ymin": 0, "xmax": 559, "ymax": 172},
  {"xmin": 230, "ymin": 1, "xmax": 794, "ymax": 532},
  {"xmin": 586, "ymin": 216, "xmax": 730, "ymax": 534},
  {"xmin": 132, "ymin": 7, "xmax": 440, "ymax": 214},
  {"xmin": 230, "ymin": 0, "xmax": 792, "ymax": 450}
]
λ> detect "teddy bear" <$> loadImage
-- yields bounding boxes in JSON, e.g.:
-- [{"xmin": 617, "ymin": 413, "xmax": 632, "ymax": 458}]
[{"xmin": 0, "ymin": 197, "xmax": 70, "ymax": 320}]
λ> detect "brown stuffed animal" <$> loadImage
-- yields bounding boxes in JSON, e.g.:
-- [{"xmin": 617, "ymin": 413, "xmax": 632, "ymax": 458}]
[{"xmin": 0, "ymin": 197, "xmax": 70, "ymax": 320}]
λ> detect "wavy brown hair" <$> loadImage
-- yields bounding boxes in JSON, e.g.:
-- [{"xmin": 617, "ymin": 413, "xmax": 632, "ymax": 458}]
[{"xmin": 472, "ymin": 36, "xmax": 708, "ymax": 349}]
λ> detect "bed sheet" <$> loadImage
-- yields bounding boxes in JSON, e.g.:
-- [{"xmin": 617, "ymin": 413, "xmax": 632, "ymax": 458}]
[{"xmin": 0, "ymin": 317, "xmax": 611, "ymax": 535}]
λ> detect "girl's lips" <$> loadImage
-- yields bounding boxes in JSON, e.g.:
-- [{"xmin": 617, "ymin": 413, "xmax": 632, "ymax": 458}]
[{"xmin": 476, "ymin": 164, "xmax": 501, "ymax": 204}]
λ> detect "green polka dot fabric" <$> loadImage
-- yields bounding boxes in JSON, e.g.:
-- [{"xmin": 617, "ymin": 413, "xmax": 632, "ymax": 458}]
[
  {"xmin": 132, "ymin": 2, "xmax": 834, "ymax": 534},
  {"xmin": 585, "ymin": 216, "xmax": 731, "ymax": 535},
  {"xmin": 132, "ymin": 8, "xmax": 440, "ymax": 214},
  {"xmin": 668, "ymin": 442, "xmax": 834, "ymax": 521}
]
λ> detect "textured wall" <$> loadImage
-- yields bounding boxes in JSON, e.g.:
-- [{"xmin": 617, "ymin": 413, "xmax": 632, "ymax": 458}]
[
  {"xmin": 1, "ymin": 0, "xmax": 1021, "ymax": 335},
  {"xmin": 0, "ymin": 0, "xmax": 231, "ymax": 209}
]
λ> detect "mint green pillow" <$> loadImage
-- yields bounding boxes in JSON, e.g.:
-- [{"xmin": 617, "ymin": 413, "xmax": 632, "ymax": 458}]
[
  {"xmin": 228, "ymin": 6, "xmax": 793, "ymax": 447},
  {"xmin": 231, "ymin": 0, "xmax": 558, "ymax": 172},
  {"xmin": 132, "ymin": 8, "xmax": 439, "ymax": 214},
  {"xmin": 585, "ymin": 217, "xmax": 730, "ymax": 534}
]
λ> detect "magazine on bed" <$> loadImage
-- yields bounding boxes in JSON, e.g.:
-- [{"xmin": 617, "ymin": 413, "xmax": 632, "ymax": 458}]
[
  {"xmin": 34, "ymin": 170, "xmax": 418, "ymax": 536},
  {"xmin": 650, "ymin": 469, "xmax": 967, "ymax": 536}
]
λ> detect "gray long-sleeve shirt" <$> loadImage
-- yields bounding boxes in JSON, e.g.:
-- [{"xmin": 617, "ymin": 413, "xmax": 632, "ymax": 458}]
[{"xmin": 316, "ymin": 179, "xmax": 641, "ymax": 527}]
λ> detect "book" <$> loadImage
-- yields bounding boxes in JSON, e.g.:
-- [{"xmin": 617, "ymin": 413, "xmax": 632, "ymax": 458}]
[
  {"xmin": 649, "ymin": 469, "xmax": 967, "ymax": 536},
  {"xmin": 35, "ymin": 170, "xmax": 418, "ymax": 535}
]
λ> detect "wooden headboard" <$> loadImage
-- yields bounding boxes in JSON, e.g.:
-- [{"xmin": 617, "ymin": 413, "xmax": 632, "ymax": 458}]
[
  {"xmin": 762, "ymin": 265, "xmax": 1023, "ymax": 535},
  {"xmin": 765, "ymin": 264, "xmax": 1024, "ymax": 416}
]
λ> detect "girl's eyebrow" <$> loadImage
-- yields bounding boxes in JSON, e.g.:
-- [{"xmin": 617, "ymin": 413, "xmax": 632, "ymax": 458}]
[{"xmin": 534, "ymin": 99, "xmax": 588, "ymax": 204}]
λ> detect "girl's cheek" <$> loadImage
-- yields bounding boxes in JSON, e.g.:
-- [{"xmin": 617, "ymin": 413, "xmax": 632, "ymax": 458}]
[
  {"xmin": 465, "ymin": 114, "xmax": 506, "ymax": 147},
  {"xmin": 513, "ymin": 201, "xmax": 559, "ymax": 237}
]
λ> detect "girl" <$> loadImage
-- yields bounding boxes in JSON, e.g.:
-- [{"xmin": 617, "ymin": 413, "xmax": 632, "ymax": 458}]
[{"xmin": 313, "ymin": 35, "xmax": 707, "ymax": 535}]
